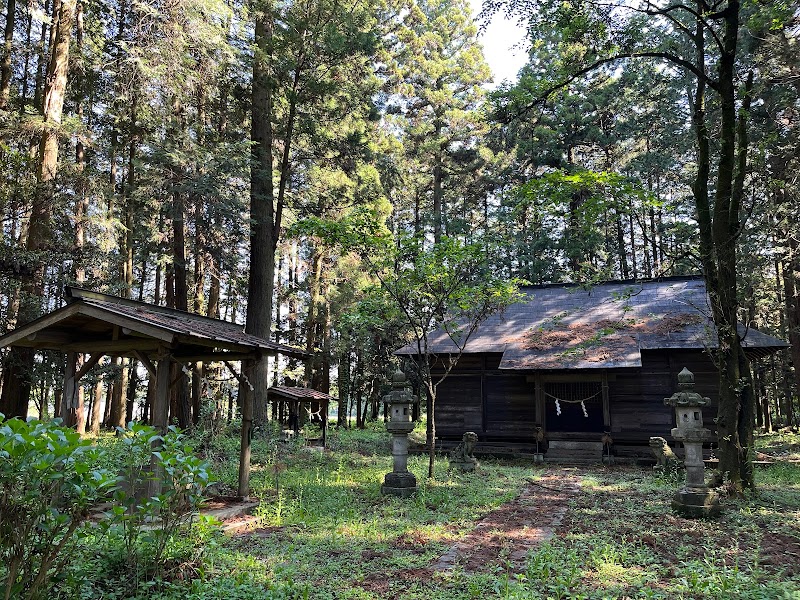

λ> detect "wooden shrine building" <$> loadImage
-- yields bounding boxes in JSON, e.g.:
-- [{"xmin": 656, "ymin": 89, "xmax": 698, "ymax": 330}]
[
  {"xmin": 0, "ymin": 287, "xmax": 309, "ymax": 495},
  {"xmin": 396, "ymin": 277, "xmax": 789, "ymax": 461}
]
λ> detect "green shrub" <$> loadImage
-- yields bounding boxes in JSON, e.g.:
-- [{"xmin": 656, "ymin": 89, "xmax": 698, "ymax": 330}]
[
  {"xmin": 100, "ymin": 423, "xmax": 214, "ymax": 586},
  {"xmin": 0, "ymin": 416, "xmax": 115, "ymax": 600}
]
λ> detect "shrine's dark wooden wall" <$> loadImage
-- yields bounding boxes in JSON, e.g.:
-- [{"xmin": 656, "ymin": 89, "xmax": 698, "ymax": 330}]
[{"xmin": 433, "ymin": 349, "xmax": 720, "ymax": 445}]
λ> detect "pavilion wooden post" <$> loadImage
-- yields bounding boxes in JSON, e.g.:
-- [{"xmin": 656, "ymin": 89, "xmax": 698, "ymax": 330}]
[
  {"xmin": 322, "ymin": 399, "xmax": 328, "ymax": 448},
  {"xmin": 61, "ymin": 351, "xmax": 80, "ymax": 429},
  {"xmin": 61, "ymin": 352, "xmax": 103, "ymax": 431},
  {"xmin": 147, "ymin": 346, "xmax": 172, "ymax": 499},
  {"xmin": 237, "ymin": 358, "xmax": 256, "ymax": 499}
]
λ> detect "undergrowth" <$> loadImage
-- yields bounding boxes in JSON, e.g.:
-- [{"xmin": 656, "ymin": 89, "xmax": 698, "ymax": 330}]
[{"xmin": 21, "ymin": 424, "xmax": 800, "ymax": 599}]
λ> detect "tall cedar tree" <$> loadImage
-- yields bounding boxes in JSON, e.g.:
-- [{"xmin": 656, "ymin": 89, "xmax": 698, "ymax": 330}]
[
  {"xmin": 0, "ymin": 0, "xmax": 76, "ymax": 419},
  {"xmin": 488, "ymin": 0, "xmax": 792, "ymax": 492}
]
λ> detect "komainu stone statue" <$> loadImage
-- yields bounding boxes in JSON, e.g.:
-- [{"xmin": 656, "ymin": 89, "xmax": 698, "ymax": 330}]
[
  {"xmin": 649, "ymin": 436, "xmax": 679, "ymax": 469},
  {"xmin": 449, "ymin": 431, "xmax": 479, "ymax": 472}
]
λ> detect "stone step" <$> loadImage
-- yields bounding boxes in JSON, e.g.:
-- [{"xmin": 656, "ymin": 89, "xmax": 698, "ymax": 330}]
[
  {"xmin": 544, "ymin": 458, "xmax": 602, "ymax": 465},
  {"xmin": 548, "ymin": 441, "xmax": 604, "ymax": 451},
  {"xmin": 543, "ymin": 440, "xmax": 604, "ymax": 465},
  {"xmin": 544, "ymin": 452, "xmax": 599, "ymax": 457},
  {"xmin": 546, "ymin": 451, "xmax": 603, "ymax": 458}
]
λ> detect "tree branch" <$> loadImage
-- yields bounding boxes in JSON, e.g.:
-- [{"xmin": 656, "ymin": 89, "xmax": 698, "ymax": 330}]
[{"xmin": 502, "ymin": 52, "xmax": 716, "ymax": 123}]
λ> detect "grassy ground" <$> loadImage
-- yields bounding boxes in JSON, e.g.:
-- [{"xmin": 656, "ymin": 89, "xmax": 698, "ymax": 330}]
[{"xmin": 70, "ymin": 425, "xmax": 800, "ymax": 599}]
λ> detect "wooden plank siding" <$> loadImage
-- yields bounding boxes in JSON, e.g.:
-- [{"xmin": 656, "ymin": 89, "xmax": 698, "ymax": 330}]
[
  {"xmin": 435, "ymin": 375, "xmax": 482, "ymax": 436},
  {"xmin": 484, "ymin": 375, "xmax": 536, "ymax": 438},
  {"xmin": 431, "ymin": 349, "xmax": 721, "ymax": 445}
]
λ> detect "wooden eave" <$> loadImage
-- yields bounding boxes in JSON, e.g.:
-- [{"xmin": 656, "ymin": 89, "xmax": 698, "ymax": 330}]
[
  {"xmin": 0, "ymin": 304, "xmax": 174, "ymax": 351},
  {"xmin": 0, "ymin": 297, "xmax": 308, "ymax": 362},
  {"xmin": 267, "ymin": 386, "xmax": 338, "ymax": 403}
]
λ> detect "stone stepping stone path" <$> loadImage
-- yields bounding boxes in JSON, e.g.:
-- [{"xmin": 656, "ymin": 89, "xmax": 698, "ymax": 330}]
[{"xmin": 433, "ymin": 471, "xmax": 581, "ymax": 573}]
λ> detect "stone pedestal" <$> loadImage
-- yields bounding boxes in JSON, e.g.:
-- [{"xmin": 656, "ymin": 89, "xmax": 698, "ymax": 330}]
[
  {"xmin": 449, "ymin": 431, "xmax": 479, "ymax": 472},
  {"xmin": 381, "ymin": 471, "xmax": 418, "ymax": 498},
  {"xmin": 449, "ymin": 458, "xmax": 478, "ymax": 473},
  {"xmin": 672, "ymin": 487, "xmax": 722, "ymax": 518}
]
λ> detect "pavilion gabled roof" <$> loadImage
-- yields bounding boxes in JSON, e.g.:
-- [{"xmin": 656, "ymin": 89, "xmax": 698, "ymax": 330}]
[
  {"xmin": 267, "ymin": 386, "xmax": 337, "ymax": 402},
  {"xmin": 0, "ymin": 287, "xmax": 309, "ymax": 360},
  {"xmin": 395, "ymin": 277, "xmax": 789, "ymax": 370}
]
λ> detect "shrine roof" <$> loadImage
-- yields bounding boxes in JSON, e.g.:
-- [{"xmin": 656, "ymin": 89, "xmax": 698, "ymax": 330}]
[{"xmin": 395, "ymin": 276, "xmax": 788, "ymax": 370}]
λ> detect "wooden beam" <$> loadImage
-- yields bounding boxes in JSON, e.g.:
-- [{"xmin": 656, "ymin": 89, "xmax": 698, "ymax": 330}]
[
  {"xmin": 75, "ymin": 352, "xmax": 103, "ymax": 381},
  {"xmin": 534, "ymin": 373, "xmax": 543, "ymax": 427},
  {"xmin": 25, "ymin": 331, "xmax": 72, "ymax": 344},
  {"xmin": 172, "ymin": 351, "xmax": 258, "ymax": 363},
  {"xmin": 540, "ymin": 373, "xmax": 604, "ymax": 383},
  {"xmin": 151, "ymin": 348, "xmax": 171, "ymax": 432},
  {"xmin": 174, "ymin": 335, "xmax": 278, "ymax": 355},
  {"xmin": 602, "ymin": 371, "xmax": 611, "ymax": 428},
  {"xmin": 170, "ymin": 367, "xmax": 189, "ymax": 389},
  {"xmin": 223, "ymin": 360, "xmax": 253, "ymax": 389},
  {"xmin": 62, "ymin": 339, "xmax": 162, "ymax": 353},
  {"xmin": 238, "ymin": 356, "xmax": 267, "ymax": 499},
  {"xmin": 133, "ymin": 350, "xmax": 156, "ymax": 379},
  {"xmin": 174, "ymin": 335, "xmax": 309, "ymax": 361},
  {"xmin": 322, "ymin": 400, "xmax": 328, "ymax": 448},
  {"xmin": 147, "ymin": 347, "xmax": 172, "ymax": 499},
  {"xmin": 238, "ymin": 375, "xmax": 253, "ymax": 498}
]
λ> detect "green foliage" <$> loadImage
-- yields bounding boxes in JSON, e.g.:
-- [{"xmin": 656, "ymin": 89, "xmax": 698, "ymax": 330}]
[
  {"xmin": 514, "ymin": 168, "xmax": 655, "ymax": 282},
  {"xmin": 382, "ymin": 0, "xmax": 494, "ymax": 238},
  {"xmin": 0, "ymin": 416, "xmax": 115, "ymax": 600},
  {"xmin": 374, "ymin": 234, "xmax": 524, "ymax": 351},
  {"xmin": 0, "ymin": 425, "xmax": 790, "ymax": 599},
  {"xmin": 97, "ymin": 423, "xmax": 214, "ymax": 587},
  {"xmin": 652, "ymin": 461, "xmax": 685, "ymax": 487}
]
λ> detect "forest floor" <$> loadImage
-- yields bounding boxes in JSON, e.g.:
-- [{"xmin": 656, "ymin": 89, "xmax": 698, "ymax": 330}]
[{"xmin": 69, "ymin": 425, "xmax": 800, "ymax": 599}]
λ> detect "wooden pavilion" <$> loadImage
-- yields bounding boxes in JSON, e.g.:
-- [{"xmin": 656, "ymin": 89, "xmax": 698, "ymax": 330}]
[
  {"xmin": 0, "ymin": 286, "xmax": 309, "ymax": 496},
  {"xmin": 268, "ymin": 385, "xmax": 336, "ymax": 447}
]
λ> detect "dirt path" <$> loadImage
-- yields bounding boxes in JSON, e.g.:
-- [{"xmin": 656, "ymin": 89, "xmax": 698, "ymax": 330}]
[{"xmin": 433, "ymin": 470, "xmax": 581, "ymax": 573}]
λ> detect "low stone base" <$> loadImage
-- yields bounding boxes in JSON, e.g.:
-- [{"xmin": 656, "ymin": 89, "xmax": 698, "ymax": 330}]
[
  {"xmin": 601, "ymin": 455, "xmax": 615, "ymax": 466},
  {"xmin": 381, "ymin": 471, "xmax": 417, "ymax": 498},
  {"xmin": 532, "ymin": 453, "xmax": 545, "ymax": 464},
  {"xmin": 449, "ymin": 459, "xmax": 479, "ymax": 473},
  {"xmin": 672, "ymin": 487, "xmax": 721, "ymax": 518},
  {"xmin": 381, "ymin": 484, "xmax": 418, "ymax": 498}
]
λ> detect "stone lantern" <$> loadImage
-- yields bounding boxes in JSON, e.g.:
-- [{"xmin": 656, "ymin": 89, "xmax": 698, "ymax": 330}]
[
  {"xmin": 381, "ymin": 370, "xmax": 419, "ymax": 498},
  {"xmin": 664, "ymin": 367, "xmax": 721, "ymax": 518}
]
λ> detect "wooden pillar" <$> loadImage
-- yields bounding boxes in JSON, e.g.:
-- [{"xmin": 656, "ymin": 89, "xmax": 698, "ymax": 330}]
[
  {"xmin": 534, "ymin": 373, "xmax": 543, "ymax": 427},
  {"xmin": 152, "ymin": 348, "xmax": 171, "ymax": 433},
  {"xmin": 61, "ymin": 351, "xmax": 81, "ymax": 429},
  {"xmin": 237, "ymin": 357, "xmax": 256, "ymax": 499},
  {"xmin": 147, "ymin": 347, "xmax": 172, "ymax": 499},
  {"xmin": 62, "ymin": 352, "xmax": 102, "ymax": 432},
  {"xmin": 322, "ymin": 399, "xmax": 328, "ymax": 448},
  {"xmin": 601, "ymin": 371, "xmax": 610, "ymax": 429}
]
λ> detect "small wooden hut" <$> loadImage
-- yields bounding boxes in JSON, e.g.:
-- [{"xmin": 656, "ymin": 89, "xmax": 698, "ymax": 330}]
[{"xmin": 267, "ymin": 386, "xmax": 336, "ymax": 447}]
